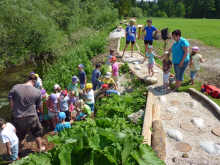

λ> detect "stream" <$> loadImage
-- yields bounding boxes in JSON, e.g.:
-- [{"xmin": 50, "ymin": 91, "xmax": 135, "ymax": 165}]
[{"xmin": 0, "ymin": 64, "xmax": 35, "ymax": 121}]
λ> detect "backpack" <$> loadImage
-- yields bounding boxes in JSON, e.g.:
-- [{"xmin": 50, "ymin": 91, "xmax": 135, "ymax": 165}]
[
  {"xmin": 201, "ymin": 84, "xmax": 220, "ymax": 98},
  {"xmin": 161, "ymin": 28, "xmax": 168, "ymax": 40}
]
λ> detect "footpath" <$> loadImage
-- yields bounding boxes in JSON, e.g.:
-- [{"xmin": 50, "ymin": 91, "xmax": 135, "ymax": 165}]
[{"xmin": 110, "ymin": 27, "xmax": 220, "ymax": 164}]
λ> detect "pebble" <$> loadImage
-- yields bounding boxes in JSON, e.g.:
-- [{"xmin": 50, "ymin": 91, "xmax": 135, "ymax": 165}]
[
  {"xmin": 185, "ymin": 101, "xmax": 197, "ymax": 108},
  {"xmin": 191, "ymin": 118, "xmax": 205, "ymax": 129},
  {"xmin": 175, "ymin": 142, "xmax": 192, "ymax": 152},
  {"xmin": 167, "ymin": 129, "xmax": 183, "ymax": 141},
  {"xmin": 167, "ymin": 106, "xmax": 178, "ymax": 113},
  {"xmin": 182, "ymin": 153, "xmax": 189, "ymax": 158},
  {"xmin": 211, "ymin": 128, "xmax": 220, "ymax": 137},
  {"xmin": 135, "ymin": 65, "xmax": 141, "ymax": 70},
  {"xmin": 200, "ymin": 141, "xmax": 220, "ymax": 155},
  {"xmin": 159, "ymin": 96, "xmax": 167, "ymax": 104}
]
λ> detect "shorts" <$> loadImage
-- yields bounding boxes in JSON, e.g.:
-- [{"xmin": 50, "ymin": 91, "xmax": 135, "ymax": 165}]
[
  {"xmin": 174, "ymin": 62, "xmax": 189, "ymax": 81},
  {"xmin": 148, "ymin": 63, "xmax": 154, "ymax": 69},
  {"xmin": 163, "ymin": 72, "xmax": 170, "ymax": 84},
  {"xmin": 13, "ymin": 115, "xmax": 43, "ymax": 141},
  {"xmin": 92, "ymin": 80, "xmax": 101, "ymax": 91},
  {"xmin": 63, "ymin": 111, "xmax": 71, "ymax": 121},
  {"xmin": 190, "ymin": 70, "xmax": 198, "ymax": 80},
  {"xmin": 126, "ymin": 40, "xmax": 135, "ymax": 44},
  {"xmin": 144, "ymin": 40, "xmax": 153, "ymax": 45},
  {"xmin": 80, "ymin": 83, "xmax": 85, "ymax": 89},
  {"xmin": 48, "ymin": 111, "xmax": 57, "ymax": 119},
  {"xmin": 87, "ymin": 103, "xmax": 94, "ymax": 112},
  {"xmin": 10, "ymin": 143, "xmax": 19, "ymax": 161},
  {"xmin": 76, "ymin": 112, "xmax": 86, "ymax": 121}
]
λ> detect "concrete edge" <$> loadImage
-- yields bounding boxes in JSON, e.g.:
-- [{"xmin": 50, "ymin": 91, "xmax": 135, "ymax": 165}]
[{"xmin": 188, "ymin": 88, "xmax": 220, "ymax": 116}]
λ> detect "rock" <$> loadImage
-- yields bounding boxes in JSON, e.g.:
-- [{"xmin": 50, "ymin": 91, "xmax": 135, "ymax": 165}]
[
  {"xmin": 133, "ymin": 61, "xmax": 140, "ymax": 65},
  {"xmin": 135, "ymin": 65, "xmax": 141, "ymax": 70},
  {"xmin": 212, "ymin": 128, "xmax": 220, "ymax": 137},
  {"xmin": 128, "ymin": 109, "xmax": 144, "ymax": 124},
  {"xmin": 161, "ymin": 113, "xmax": 173, "ymax": 120},
  {"xmin": 167, "ymin": 106, "xmax": 178, "ymax": 113},
  {"xmin": 185, "ymin": 101, "xmax": 197, "ymax": 108},
  {"xmin": 172, "ymin": 157, "xmax": 177, "ymax": 163},
  {"xmin": 180, "ymin": 122, "xmax": 194, "ymax": 132},
  {"xmin": 159, "ymin": 96, "xmax": 166, "ymax": 104},
  {"xmin": 182, "ymin": 153, "xmax": 189, "ymax": 158},
  {"xmin": 167, "ymin": 129, "xmax": 183, "ymax": 141},
  {"xmin": 200, "ymin": 141, "xmax": 220, "ymax": 155},
  {"xmin": 145, "ymin": 77, "xmax": 158, "ymax": 85},
  {"xmin": 191, "ymin": 118, "xmax": 205, "ymax": 129},
  {"xmin": 175, "ymin": 142, "xmax": 192, "ymax": 152}
]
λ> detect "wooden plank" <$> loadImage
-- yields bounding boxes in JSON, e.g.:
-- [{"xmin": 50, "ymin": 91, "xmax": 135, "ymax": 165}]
[{"xmin": 152, "ymin": 101, "xmax": 161, "ymax": 121}]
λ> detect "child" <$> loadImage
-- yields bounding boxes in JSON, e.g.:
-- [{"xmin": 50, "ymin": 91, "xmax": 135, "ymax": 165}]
[
  {"xmin": 102, "ymin": 72, "xmax": 117, "ymax": 89},
  {"xmin": 111, "ymin": 56, "xmax": 119, "ymax": 87},
  {"xmin": 122, "ymin": 19, "xmax": 136, "ymax": 57},
  {"xmin": 0, "ymin": 118, "xmax": 19, "ymax": 161},
  {"xmin": 106, "ymin": 49, "xmax": 114, "ymax": 72},
  {"xmin": 34, "ymin": 74, "xmax": 43, "ymax": 89},
  {"xmin": 91, "ymin": 64, "xmax": 101, "ymax": 90},
  {"xmin": 189, "ymin": 46, "xmax": 205, "ymax": 85},
  {"xmin": 67, "ymin": 76, "xmax": 79, "ymax": 96},
  {"xmin": 54, "ymin": 112, "xmax": 71, "ymax": 133},
  {"xmin": 144, "ymin": 45, "xmax": 155, "ymax": 77},
  {"xmin": 47, "ymin": 93, "xmax": 59, "ymax": 129},
  {"xmin": 84, "ymin": 83, "xmax": 95, "ymax": 113},
  {"xmin": 76, "ymin": 100, "xmax": 92, "ymax": 120},
  {"xmin": 78, "ymin": 64, "xmax": 87, "ymax": 89},
  {"xmin": 39, "ymin": 89, "xmax": 50, "ymax": 126},
  {"xmin": 54, "ymin": 84, "xmax": 61, "ymax": 98},
  {"xmin": 142, "ymin": 19, "xmax": 159, "ymax": 53},
  {"xmin": 58, "ymin": 90, "xmax": 70, "ymax": 121},
  {"xmin": 162, "ymin": 51, "xmax": 172, "ymax": 90},
  {"xmin": 68, "ymin": 91, "xmax": 78, "ymax": 121}
]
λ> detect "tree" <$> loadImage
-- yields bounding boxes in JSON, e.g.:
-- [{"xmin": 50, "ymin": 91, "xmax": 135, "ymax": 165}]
[{"xmin": 175, "ymin": 2, "xmax": 185, "ymax": 17}]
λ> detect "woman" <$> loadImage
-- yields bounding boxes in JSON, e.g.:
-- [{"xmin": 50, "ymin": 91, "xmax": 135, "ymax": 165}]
[{"xmin": 170, "ymin": 30, "xmax": 190, "ymax": 91}]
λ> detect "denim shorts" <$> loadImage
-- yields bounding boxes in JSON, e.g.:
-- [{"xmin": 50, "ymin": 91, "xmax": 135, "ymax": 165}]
[
  {"xmin": 174, "ymin": 62, "xmax": 189, "ymax": 81},
  {"xmin": 190, "ymin": 70, "xmax": 198, "ymax": 80},
  {"xmin": 10, "ymin": 143, "xmax": 19, "ymax": 161},
  {"xmin": 80, "ymin": 83, "xmax": 85, "ymax": 89}
]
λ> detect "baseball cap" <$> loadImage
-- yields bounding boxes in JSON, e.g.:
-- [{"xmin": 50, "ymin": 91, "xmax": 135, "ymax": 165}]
[
  {"xmin": 105, "ymin": 72, "xmax": 112, "ymax": 78},
  {"xmin": 111, "ymin": 56, "xmax": 117, "ymax": 62},
  {"xmin": 54, "ymin": 84, "xmax": 61, "ymax": 90},
  {"xmin": 58, "ymin": 112, "xmax": 66, "ymax": 120},
  {"xmin": 72, "ymin": 76, "xmax": 78, "ymax": 83},
  {"xmin": 78, "ymin": 64, "xmax": 84, "ymax": 68},
  {"xmin": 102, "ymin": 84, "xmax": 109, "ymax": 89},
  {"xmin": 192, "ymin": 46, "xmax": 199, "ymax": 52}
]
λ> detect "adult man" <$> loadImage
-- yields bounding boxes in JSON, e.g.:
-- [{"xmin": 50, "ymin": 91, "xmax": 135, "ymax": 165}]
[{"xmin": 8, "ymin": 73, "xmax": 45, "ymax": 151}]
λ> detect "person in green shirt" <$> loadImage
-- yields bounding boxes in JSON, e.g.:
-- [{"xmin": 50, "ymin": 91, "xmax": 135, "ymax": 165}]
[{"xmin": 67, "ymin": 76, "xmax": 79, "ymax": 96}]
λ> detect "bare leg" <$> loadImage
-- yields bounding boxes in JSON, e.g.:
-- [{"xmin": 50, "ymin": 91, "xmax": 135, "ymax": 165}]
[
  {"xmin": 122, "ymin": 44, "xmax": 129, "ymax": 57},
  {"xmin": 151, "ymin": 67, "xmax": 154, "ymax": 77},
  {"xmin": 145, "ymin": 43, "xmax": 149, "ymax": 55},
  {"xmin": 148, "ymin": 66, "xmax": 150, "ymax": 76},
  {"xmin": 131, "ymin": 43, "xmax": 134, "ymax": 57}
]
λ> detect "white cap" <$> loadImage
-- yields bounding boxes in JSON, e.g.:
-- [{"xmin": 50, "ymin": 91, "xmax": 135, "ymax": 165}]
[
  {"xmin": 105, "ymin": 72, "xmax": 112, "ymax": 78},
  {"xmin": 54, "ymin": 84, "xmax": 60, "ymax": 90},
  {"xmin": 192, "ymin": 46, "xmax": 199, "ymax": 52}
]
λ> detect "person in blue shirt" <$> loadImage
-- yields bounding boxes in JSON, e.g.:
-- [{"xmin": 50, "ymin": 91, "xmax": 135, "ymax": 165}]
[
  {"xmin": 142, "ymin": 19, "xmax": 159, "ymax": 54},
  {"xmin": 122, "ymin": 19, "xmax": 136, "ymax": 57},
  {"xmin": 54, "ymin": 112, "xmax": 71, "ymax": 132},
  {"xmin": 78, "ymin": 64, "xmax": 87, "ymax": 89},
  {"xmin": 169, "ymin": 29, "xmax": 190, "ymax": 91},
  {"xmin": 91, "ymin": 63, "xmax": 101, "ymax": 90}
]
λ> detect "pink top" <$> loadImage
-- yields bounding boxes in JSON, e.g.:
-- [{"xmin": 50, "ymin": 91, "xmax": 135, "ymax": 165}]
[{"xmin": 112, "ymin": 62, "xmax": 119, "ymax": 76}]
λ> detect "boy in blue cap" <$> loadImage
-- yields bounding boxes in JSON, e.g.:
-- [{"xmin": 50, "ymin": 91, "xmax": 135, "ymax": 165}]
[
  {"xmin": 78, "ymin": 64, "xmax": 87, "ymax": 89},
  {"xmin": 54, "ymin": 112, "xmax": 71, "ymax": 132}
]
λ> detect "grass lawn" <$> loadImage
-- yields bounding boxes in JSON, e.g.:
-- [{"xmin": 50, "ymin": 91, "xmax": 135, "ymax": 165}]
[{"xmin": 119, "ymin": 18, "xmax": 220, "ymax": 106}]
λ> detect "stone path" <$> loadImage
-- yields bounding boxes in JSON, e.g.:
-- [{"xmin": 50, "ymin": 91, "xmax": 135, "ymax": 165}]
[{"xmin": 120, "ymin": 50, "xmax": 220, "ymax": 165}]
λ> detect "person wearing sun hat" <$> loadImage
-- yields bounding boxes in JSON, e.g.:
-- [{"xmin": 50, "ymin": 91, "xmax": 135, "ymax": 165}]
[
  {"xmin": 78, "ymin": 64, "xmax": 87, "ymax": 89},
  {"xmin": 102, "ymin": 72, "xmax": 117, "ymax": 89},
  {"xmin": 84, "ymin": 83, "xmax": 95, "ymax": 113},
  {"xmin": 54, "ymin": 84, "xmax": 61, "ymax": 99},
  {"xmin": 54, "ymin": 112, "xmax": 71, "ymax": 132},
  {"xmin": 189, "ymin": 46, "xmax": 206, "ymax": 85},
  {"xmin": 67, "ymin": 76, "xmax": 79, "ymax": 96},
  {"xmin": 122, "ymin": 18, "xmax": 137, "ymax": 57}
]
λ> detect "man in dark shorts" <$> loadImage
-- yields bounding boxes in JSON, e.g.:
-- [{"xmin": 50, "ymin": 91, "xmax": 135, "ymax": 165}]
[
  {"xmin": 143, "ymin": 19, "xmax": 159, "ymax": 54},
  {"xmin": 8, "ymin": 73, "xmax": 45, "ymax": 151}
]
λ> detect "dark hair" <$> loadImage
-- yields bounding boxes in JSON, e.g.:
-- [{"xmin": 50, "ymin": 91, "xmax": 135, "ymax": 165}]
[
  {"xmin": 110, "ymin": 49, "xmax": 114, "ymax": 53},
  {"xmin": 147, "ymin": 19, "xmax": 152, "ymax": 23},
  {"xmin": 96, "ymin": 63, "xmax": 101, "ymax": 68},
  {"xmin": 28, "ymin": 74, "xmax": 37, "ymax": 81},
  {"xmin": 0, "ymin": 118, "xmax": 6, "ymax": 128},
  {"xmin": 172, "ymin": 30, "xmax": 181, "ymax": 37}
]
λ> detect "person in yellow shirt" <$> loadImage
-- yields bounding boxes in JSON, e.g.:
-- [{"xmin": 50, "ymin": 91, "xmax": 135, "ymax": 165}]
[{"xmin": 101, "ymin": 72, "xmax": 117, "ymax": 89}]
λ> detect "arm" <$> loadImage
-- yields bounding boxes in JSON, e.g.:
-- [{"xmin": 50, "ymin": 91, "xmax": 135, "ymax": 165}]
[
  {"xmin": 9, "ymin": 99, "xmax": 14, "ymax": 110},
  {"xmin": 179, "ymin": 46, "xmax": 188, "ymax": 67},
  {"xmin": 6, "ymin": 142, "xmax": 11, "ymax": 155}
]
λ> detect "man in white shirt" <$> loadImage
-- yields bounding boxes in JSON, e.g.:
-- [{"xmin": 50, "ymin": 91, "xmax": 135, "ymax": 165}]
[{"xmin": 0, "ymin": 118, "xmax": 19, "ymax": 161}]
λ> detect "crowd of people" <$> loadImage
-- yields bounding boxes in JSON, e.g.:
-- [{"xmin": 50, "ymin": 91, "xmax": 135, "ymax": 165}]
[
  {"xmin": 0, "ymin": 50, "xmax": 120, "ymax": 161},
  {"xmin": 123, "ymin": 18, "xmax": 206, "ymax": 91}
]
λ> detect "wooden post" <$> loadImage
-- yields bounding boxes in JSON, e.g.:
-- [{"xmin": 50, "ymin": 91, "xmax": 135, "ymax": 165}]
[{"xmin": 137, "ymin": 25, "xmax": 143, "ymax": 40}]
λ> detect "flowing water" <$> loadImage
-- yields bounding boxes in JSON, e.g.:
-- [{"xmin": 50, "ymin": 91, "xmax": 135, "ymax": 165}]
[{"xmin": 0, "ymin": 64, "xmax": 35, "ymax": 121}]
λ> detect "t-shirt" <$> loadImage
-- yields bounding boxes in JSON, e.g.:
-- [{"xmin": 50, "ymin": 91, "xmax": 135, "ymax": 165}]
[
  {"xmin": 191, "ymin": 54, "xmax": 202, "ymax": 71},
  {"xmin": 83, "ymin": 104, "xmax": 91, "ymax": 116},
  {"xmin": 67, "ymin": 83, "xmax": 79, "ymax": 96},
  {"xmin": 106, "ymin": 90, "xmax": 120, "ymax": 96},
  {"xmin": 92, "ymin": 69, "xmax": 101, "ymax": 83},
  {"xmin": 86, "ymin": 90, "xmax": 95, "ymax": 104},
  {"xmin": 162, "ymin": 59, "xmax": 172, "ymax": 73},
  {"xmin": 171, "ymin": 37, "xmax": 190, "ymax": 64},
  {"xmin": 106, "ymin": 55, "xmax": 113, "ymax": 65},
  {"xmin": 59, "ymin": 96, "xmax": 69, "ymax": 112},
  {"xmin": 8, "ymin": 84, "xmax": 41, "ymax": 118},
  {"xmin": 54, "ymin": 122, "xmax": 71, "ymax": 132},
  {"xmin": 0, "ymin": 123, "xmax": 18, "ymax": 148},
  {"xmin": 35, "ymin": 77, "xmax": 42, "ymax": 89},
  {"xmin": 126, "ymin": 25, "xmax": 136, "ymax": 41},
  {"xmin": 144, "ymin": 26, "xmax": 157, "ymax": 41},
  {"xmin": 78, "ymin": 70, "xmax": 86, "ymax": 84},
  {"xmin": 102, "ymin": 78, "xmax": 115, "ymax": 85},
  {"xmin": 112, "ymin": 62, "xmax": 119, "ymax": 76},
  {"xmin": 146, "ymin": 53, "xmax": 155, "ymax": 64}
]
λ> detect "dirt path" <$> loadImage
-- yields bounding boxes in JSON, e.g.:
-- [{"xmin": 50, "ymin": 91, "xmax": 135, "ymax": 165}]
[{"xmin": 120, "ymin": 50, "xmax": 220, "ymax": 165}]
